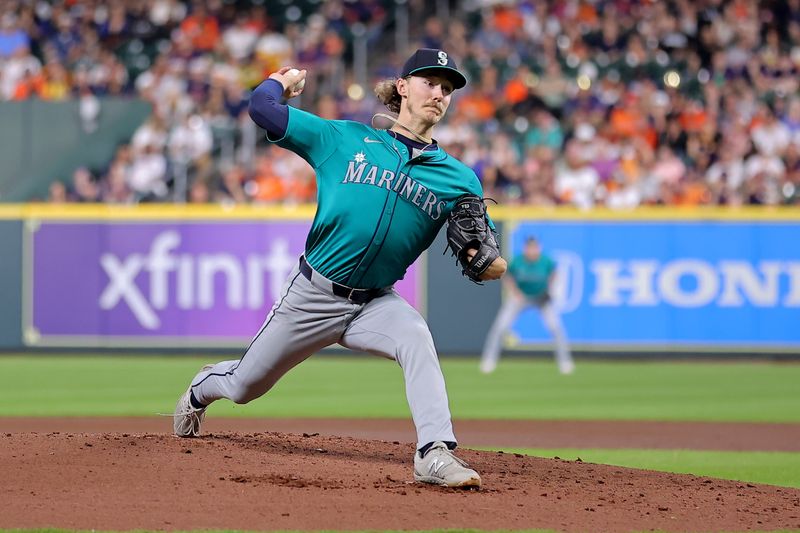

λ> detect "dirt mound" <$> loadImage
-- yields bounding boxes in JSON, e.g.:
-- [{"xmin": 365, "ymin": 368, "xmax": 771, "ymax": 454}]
[
  {"xmin": 3, "ymin": 430, "xmax": 799, "ymax": 532},
  {"xmin": 4, "ymin": 417, "xmax": 800, "ymax": 451}
]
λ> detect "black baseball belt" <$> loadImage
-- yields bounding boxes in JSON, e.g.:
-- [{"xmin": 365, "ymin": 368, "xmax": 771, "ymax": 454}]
[{"xmin": 299, "ymin": 256, "xmax": 384, "ymax": 305}]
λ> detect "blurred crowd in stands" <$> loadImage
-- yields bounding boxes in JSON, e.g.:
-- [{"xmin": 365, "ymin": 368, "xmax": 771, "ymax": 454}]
[{"xmin": 2, "ymin": 0, "xmax": 799, "ymax": 207}]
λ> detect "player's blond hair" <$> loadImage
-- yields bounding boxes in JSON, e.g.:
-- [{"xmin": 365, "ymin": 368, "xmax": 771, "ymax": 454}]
[{"xmin": 374, "ymin": 78, "xmax": 402, "ymax": 113}]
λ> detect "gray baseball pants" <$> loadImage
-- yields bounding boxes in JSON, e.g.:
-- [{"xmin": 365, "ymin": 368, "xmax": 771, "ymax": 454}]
[
  {"xmin": 481, "ymin": 296, "xmax": 572, "ymax": 370},
  {"xmin": 191, "ymin": 257, "xmax": 456, "ymax": 448}
]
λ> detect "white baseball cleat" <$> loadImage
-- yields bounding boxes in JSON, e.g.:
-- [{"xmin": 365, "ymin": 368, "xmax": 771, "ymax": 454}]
[
  {"xmin": 173, "ymin": 389, "xmax": 206, "ymax": 437},
  {"xmin": 413, "ymin": 441, "xmax": 481, "ymax": 488},
  {"xmin": 479, "ymin": 360, "xmax": 496, "ymax": 374},
  {"xmin": 559, "ymin": 361, "xmax": 575, "ymax": 375},
  {"xmin": 173, "ymin": 364, "xmax": 213, "ymax": 437}
]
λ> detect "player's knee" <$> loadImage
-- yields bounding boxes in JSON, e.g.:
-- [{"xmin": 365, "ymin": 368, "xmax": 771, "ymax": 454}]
[
  {"xmin": 229, "ymin": 392, "xmax": 251, "ymax": 404},
  {"xmin": 393, "ymin": 323, "xmax": 436, "ymax": 364},
  {"xmin": 399, "ymin": 321, "xmax": 434, "ymax": 345},
  {"xmin": 229, "ymin": 381, "xmax": 271, "ymax": 404},
  {"xmin": 230, "ymin": 389, "xmax": 267, "ymax": 404}
]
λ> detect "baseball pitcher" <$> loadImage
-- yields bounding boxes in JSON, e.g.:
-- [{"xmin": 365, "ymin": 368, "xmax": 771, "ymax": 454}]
[{"xmin": 172, "ymin": 48, "xmax": 507, "ymax": 488}]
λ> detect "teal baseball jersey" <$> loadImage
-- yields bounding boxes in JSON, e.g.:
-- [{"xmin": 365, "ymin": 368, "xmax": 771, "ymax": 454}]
[
  {"xmin": 270, "ymin": 106, "xmax": 492, "ymax": 288},
  {"xmin": 508, "ymin": 253, "xmax": 556, "ymax": 298}
]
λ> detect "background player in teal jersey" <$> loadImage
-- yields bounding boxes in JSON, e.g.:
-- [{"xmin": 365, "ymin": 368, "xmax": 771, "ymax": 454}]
[
  {"xmin": 172, "ymin": 49, "xmax": 507, "ymax": 489},
  {"xmin": 480, "ymin": 236, "xmax": 574, "ymax": 375}
]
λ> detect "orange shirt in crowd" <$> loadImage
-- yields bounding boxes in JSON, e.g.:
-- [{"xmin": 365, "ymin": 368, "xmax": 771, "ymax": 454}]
[
  {"xmin": 252, "ymin": 152, "xmax": 287, "ymax": 203},
  {"xmin": 323, "ymin": 32, "xmax": 345, "ymax": 56},
  {"xmin": 459, "ymin": 91, "xmax": 496, "ymax": 121},
  {"xmin": 675, "ymin": 182, "xmax": 710, "ymax": 205},
  {"xmin": 284, "ymin": 177, "xmax": 317, "ymax": 203},
  {"xmin": 12, "ymin": 75, "xmax": 44, "ymax": 100},
  {"xmin": 575, "ymin": 2, "xmax": 599, "ymax": 25},
  {"xmin": 180, "ymin": 15, "xmax": 220, "ymax": 51},
  {"xmin": 503, "ymin": 78, "xmax": 529, "ymax": 105},
  {"xmin": 679, "ymin": 108, "xmax": 708, "ymax": 132},
  {"xmin": 748, "ymin": 115, "xmax": 768, "ymax": 132},
  {"xmin": 610, "ymin": 106, "xmax": 640, "ymax": 137},
  {"xmin": 731, "ymin": 0, "xmax": 752, "ymax": 19},
  {"xmin": 252, "ymin": 174, "xmax": 286, "ymax": 203},
  {"xmin": 610, "ymin": 106, "xmax": 658, "ymax": 147},
  {"xmin": 492, "ymin": 6, "xmax": 523, "ymax": 36}
]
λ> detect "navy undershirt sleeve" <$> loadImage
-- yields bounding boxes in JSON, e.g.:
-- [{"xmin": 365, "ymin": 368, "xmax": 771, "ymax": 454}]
[{"xmin": 248, "ymin": 78, "xmax": 289, "ymax": 138}]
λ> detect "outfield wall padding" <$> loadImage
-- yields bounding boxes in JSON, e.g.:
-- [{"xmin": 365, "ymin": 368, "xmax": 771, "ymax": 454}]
[
  {"xmin": 0, "ymin": 206, "xmax": 798, "ymax": 356},
  {"xmin": 427, "ymin": 228, "xmax": 501, "ymax": 354},
  {"xmin": 0, "ymin": 220, "xmax": 22, "ymax": 348}
]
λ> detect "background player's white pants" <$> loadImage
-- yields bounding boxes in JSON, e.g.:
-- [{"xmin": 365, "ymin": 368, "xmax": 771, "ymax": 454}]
[
  {"xmin": 191, "ymin": 259, "xmax": 456, "ymax": 449},
  {"xmin": 480, "ymin": 297, "xmax": 572, "ymax": 372}
]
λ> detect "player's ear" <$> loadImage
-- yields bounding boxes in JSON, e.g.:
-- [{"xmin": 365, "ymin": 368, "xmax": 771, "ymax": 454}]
[{"xmin": 397, "ymin": 77, "xmax": 408, "ymax": 98}]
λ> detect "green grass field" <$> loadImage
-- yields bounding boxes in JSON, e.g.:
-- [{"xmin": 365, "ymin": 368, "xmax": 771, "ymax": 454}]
[
  {"xmin": 478, "ymin": 448, "xmax": 800, "ymax": 489},
  {"xmin": 1, "ymin": 356, "xmax": 798, "ymax": 421},
  {"xmin": 2, "ymin": 355, "xmax": 799, "ymax": 532}
]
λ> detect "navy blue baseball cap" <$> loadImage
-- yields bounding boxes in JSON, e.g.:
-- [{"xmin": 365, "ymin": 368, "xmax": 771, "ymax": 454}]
[{"xmin": 400, "ymin": 48, "xmax": 468, "ymax": 90}]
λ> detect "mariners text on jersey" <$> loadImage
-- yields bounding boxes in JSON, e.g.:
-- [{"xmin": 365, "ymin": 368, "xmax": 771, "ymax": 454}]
[{"xmin": 342, "ymin": 159, "xmax": 447, "ymax": 220}]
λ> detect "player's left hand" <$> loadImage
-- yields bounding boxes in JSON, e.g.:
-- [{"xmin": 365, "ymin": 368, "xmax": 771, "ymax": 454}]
[
  {"xmin": 466, "ymin": 249, "xmax": 507, "ymax": 280},
  {"xmin": 446, "ymin": 195, "xmax": 505, "ymax": 283}
]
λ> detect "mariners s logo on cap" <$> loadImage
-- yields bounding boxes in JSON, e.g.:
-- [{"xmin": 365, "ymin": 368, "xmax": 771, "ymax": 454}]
[{"xmin": 400, "ymin": 48, "xmax": 468, "ymax": 90}]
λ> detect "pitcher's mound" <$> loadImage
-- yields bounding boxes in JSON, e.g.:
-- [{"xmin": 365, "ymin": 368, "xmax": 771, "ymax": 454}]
[{"xmin": 3, "ymin": 431, "xmax": 799, "ymax": 532}]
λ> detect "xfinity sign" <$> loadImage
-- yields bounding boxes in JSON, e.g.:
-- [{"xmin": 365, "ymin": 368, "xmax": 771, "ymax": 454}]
[
  {"xmin": 99, "ymin": 230, "xmax": 296, "ymax": 330},
  {"xmin": 29, "ymin": 221, "xmax": 420, "ymax": 344}
]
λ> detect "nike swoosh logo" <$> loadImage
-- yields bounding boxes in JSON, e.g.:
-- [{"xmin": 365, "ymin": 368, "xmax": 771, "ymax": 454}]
[{"xmin": 364, "ymin": 137, "xmax": 382, "ymax": 143}]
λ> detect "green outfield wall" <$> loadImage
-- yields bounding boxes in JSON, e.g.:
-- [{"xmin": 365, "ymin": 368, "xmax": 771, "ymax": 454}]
[
  {"xmin": 0, "ymin": 99, "xmax": 151, "ymax": 202},
  {"xmin": 427, "ymin": 228, "xmax": 502, "ymax": 353},
  {"xmin": 0, "ymin": 220, "xmax": 22, "ymax": 348}
]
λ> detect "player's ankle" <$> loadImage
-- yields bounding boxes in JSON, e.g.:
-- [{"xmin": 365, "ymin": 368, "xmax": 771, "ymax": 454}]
[
  {"xmin": 189, "ymin": 391, "xmax": 206, "ymax": 409},
  {"xmin": 418, "ymin": 440, "xmax": 457, "ymax": 457}
]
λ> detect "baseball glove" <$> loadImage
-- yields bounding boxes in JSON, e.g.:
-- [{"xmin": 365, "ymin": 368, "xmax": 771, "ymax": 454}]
[{"xmin": 445, "ymin": 195, "xmax": 500, "ymax": 284}]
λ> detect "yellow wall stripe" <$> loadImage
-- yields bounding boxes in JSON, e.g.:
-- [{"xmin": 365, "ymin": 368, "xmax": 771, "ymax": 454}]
[
  {"xmin": 0, "ymin": 203, "xmax": 798, "ymax": 222},
  {"xmin": 0, "ymin": 203, "xmax": 317, "ymax": 220}
]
